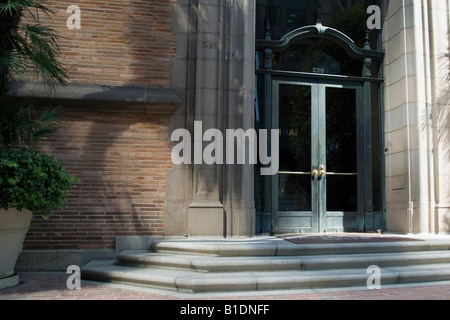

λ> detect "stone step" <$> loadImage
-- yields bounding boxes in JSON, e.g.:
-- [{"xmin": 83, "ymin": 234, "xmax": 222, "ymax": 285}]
[
  {"xmin": 82, "ymin": 260, "xmax": 450, "ymax": 293},
  {"xmin": 117, "ymin": 250, "xmax": 450, "ymax": 273},
  {"xmin": 151, "ymin": 238, "xmax": 450, "ymax": 257},
  {"xmin": 81, "ymin": 236, "xmax": 450, "ymax": 294}
]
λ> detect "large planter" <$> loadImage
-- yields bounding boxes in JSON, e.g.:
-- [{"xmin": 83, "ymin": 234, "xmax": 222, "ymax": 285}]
[{"xmin": 0, "ymin": 208, "xmax": 32, "ymax": 288}]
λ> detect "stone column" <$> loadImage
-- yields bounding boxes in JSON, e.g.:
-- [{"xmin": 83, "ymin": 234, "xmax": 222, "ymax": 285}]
[
  {"xmin": 221, "ymin": 0, "xmax": 256, "ymax": 237},
  {"xmin": 186, "ymin": 0, "xmax": 227, "ymax": 236},
  {"xmin": 167, "ymin": 0, "xmax": 255, "ymax": 237}
]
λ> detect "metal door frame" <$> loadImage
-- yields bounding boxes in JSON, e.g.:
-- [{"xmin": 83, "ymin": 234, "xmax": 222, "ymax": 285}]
[
  {"xmin": 271, "ymin": 77, "xmax": 364, "ymax": 233},
  {"xmin": 255, "ymin": 19, "xmax": 385, "ymax": 234}
]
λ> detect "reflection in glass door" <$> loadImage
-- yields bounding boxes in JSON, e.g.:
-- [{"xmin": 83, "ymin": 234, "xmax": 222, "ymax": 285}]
[
  {"xmin": 272, "ymin": 80, "xmax": 363, "ymax": 233},
  {"xmin": 325, "ymin": 87, "xmax": 357, "ymax": 212},
  {"xmin": 276, "ymin": 83, "xmax": 317, "ymax": 233},
  {"xmin": 322, "ymin": 86, "xmax": 362, "ymax": 232}
]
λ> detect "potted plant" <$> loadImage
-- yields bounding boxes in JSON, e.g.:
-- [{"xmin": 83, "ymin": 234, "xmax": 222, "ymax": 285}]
[{"xmin": 0, "ymin": 0, "xmax": 76, "ymax": 288}]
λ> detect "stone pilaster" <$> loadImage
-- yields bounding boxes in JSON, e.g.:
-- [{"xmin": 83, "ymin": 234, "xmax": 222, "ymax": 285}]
[
  {"xmin": 167, "ymin": 0, "xmax": 255, "ymax": 237},
  {"xmin": 383, "ymin": 0, "xmax": 450, "ymax": 234}
]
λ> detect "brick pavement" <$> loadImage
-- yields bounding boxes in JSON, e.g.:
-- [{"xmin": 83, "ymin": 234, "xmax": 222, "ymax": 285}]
[{"xmin": 1, "ymin": 272, "xmax": 449, "ymax": 300}]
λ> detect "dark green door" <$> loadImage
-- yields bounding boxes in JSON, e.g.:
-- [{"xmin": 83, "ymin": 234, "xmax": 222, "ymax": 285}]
[{"xmin": 272, "ymin": 80, "xmax": 364, "ymax": 233}]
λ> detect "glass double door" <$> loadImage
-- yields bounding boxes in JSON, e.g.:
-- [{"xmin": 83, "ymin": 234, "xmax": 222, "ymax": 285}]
[{"xmin": 272, "ymin": 80, "xmax": 364, "ymax": 233}]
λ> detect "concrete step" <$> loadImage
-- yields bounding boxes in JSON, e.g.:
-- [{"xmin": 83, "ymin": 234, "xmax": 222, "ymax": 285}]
[
  {"xmin": 117, "ymin": 250, "xmax": 450, "ymax": 273},
  {"xmin": 81, "ymin": 236, "xmax": 450, "ymax": 294},
  {"xmin": 82, "ymin": 260, "xmax": 450, "ymax": 293},
  {"xmin": 151, "ymin": 238, "xmax": 450, "ymax": 257}
]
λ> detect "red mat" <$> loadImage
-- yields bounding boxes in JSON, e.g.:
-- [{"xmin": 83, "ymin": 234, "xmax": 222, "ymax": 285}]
[{"xmin": 278, "ymin": 233, "xmax": 423, "ymax": 244}]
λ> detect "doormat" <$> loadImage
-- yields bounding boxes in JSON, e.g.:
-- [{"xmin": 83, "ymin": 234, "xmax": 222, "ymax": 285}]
[{"xmin": 277, "ymin": 233, "xmax": 423, "ymax": 244}]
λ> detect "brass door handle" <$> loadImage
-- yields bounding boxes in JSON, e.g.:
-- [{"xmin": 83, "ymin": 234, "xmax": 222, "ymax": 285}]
[{"xmin": 319, "ymin": 165, "xmax": 326, "ymax": 177}]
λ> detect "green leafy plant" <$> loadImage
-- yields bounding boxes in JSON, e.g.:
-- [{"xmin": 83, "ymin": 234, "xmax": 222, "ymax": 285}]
[{"xmin": 0, "ymin": 147, "xmax": 77, "ymax": 218}]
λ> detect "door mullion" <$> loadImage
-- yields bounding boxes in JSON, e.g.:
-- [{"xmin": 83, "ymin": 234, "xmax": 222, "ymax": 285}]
[
  {"xmin": 271, "ymin": 81, "xmax": 279, "ymax": 234},
  {"xmin": 311, "ymin": 84, "xmax": 321, "ymax": 233},
  {"xmin": 317, "ymin": 84, "xmax": 327, "ymax": 233}
]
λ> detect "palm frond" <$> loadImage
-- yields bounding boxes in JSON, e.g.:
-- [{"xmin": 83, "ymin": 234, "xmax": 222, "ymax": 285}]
[
  {"xmin": 31, "ymin": 50, "xmax": 68, "ymax": 88},
  {"xmin": 0, "ymin": 0, "xmax": 67, "ymax": 150},
  {"xmin": 1, "ymin": 0, "xmax": 67, "ymax": 92},
  {"xmin": 33, "ymin": 105, "xmax": 64, "ymax": 138},
  {"xmin": 0, "ymin": 97, "xmax": 63, "ymax": 150},
  {"xmin": 0, "ymin": 96, "xmax": 36, "ymax": 148},
  {"xmin": 0, "ymin": 0, "xmax": 52, "ymax": 17}
]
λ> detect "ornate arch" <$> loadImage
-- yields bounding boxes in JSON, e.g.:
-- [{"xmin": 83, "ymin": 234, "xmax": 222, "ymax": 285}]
[{"xmin": 256, "ymin": 21, "xmax": 384, "ymax": 62}]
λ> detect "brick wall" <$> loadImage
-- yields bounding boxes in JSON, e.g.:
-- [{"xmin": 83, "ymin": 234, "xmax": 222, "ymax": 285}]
[
  {"xmin": 43, "ymin": 0, "xmax": 177, "ymax": 87},
  {"xmin": 25, "ymin": 109, "xmax": 173, "ymax": 250},
  {"xmin": 21, "ymin": 0, "xmax": 178, "ymax": 249}
]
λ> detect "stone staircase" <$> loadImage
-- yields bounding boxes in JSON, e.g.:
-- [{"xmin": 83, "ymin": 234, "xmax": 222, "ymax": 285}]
[{"xmin": 81, "ymin": 235, "xmax": 450, "ymax": 294}]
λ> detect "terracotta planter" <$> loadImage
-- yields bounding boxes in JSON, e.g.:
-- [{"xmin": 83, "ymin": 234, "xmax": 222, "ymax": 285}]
[{"xmin": 0, "ymin": 208, "xmax": 32, "ymax": 281}]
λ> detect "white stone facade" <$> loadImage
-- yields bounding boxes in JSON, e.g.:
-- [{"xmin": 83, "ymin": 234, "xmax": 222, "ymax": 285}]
[{"xmin": 383, "ymin": 0, "xmax": 450, "ymax": 234}]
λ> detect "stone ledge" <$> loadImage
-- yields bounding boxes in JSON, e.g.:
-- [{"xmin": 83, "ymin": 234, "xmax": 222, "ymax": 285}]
[
  {"xmin": 15, "ymin": 236, "xmax": 162, "ymax": 271},
  {"xmin": 8, "ymin": 81, "xmax": 180, "ymax": 114},
  {"xmin": 15, "ymin": 249, "xmax": 114, "ymax": 271}
]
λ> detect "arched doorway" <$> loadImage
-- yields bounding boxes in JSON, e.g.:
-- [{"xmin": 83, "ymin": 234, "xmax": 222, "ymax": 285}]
[{"xmin": 254, "ymin": 5, "xmax": 384, "ymax": 234}]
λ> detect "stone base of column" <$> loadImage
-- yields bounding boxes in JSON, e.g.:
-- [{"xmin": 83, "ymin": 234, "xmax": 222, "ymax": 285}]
[{"xmin": 188, "ymin": 201, "xmax": 225, "ymax": 237}]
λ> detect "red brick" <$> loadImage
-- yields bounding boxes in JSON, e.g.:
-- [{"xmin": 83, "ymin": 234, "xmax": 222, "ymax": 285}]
[
  {"xmin": 24, "ymin": 109, "xmax": 173, "ymax": 250},
  {"xmin": 18, "ymin": 0, "xmax": 178, "ymax": 250}
]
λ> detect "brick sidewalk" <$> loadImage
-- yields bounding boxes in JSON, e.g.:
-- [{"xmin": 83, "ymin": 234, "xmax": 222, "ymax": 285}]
[{"xmin": 1, "ymin": 272, "xmax": 450, "ymax": 300}]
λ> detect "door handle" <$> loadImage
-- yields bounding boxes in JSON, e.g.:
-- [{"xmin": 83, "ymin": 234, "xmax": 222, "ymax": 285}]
[
  {"xmin": 312, "ymin": 166, "xmax": 326, "ymax": 180},
  {"xmin": 318, "ymin": 165, "xmax": 326, "ymax": 178}
]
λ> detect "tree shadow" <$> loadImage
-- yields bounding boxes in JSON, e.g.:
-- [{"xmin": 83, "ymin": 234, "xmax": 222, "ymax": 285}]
[{"xmin": 435, "ymin": 33, "xmax": 450, "ymax": 233}]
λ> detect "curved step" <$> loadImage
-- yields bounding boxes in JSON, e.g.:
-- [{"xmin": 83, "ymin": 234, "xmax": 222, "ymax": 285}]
[
  {"xmin": 152, "ymin": 238, "xmax": 450, "ymax": 257},
  {"xmin": 117, "ymin": 250, "xmax": 450, "ymax": 273},
  {"xmin": 117, "ymin": 251, "xmax": 303, "ymax": 272},
  {"xmin": 82, "ymin": 260, "xmax": 450, "ymax": 293}
]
